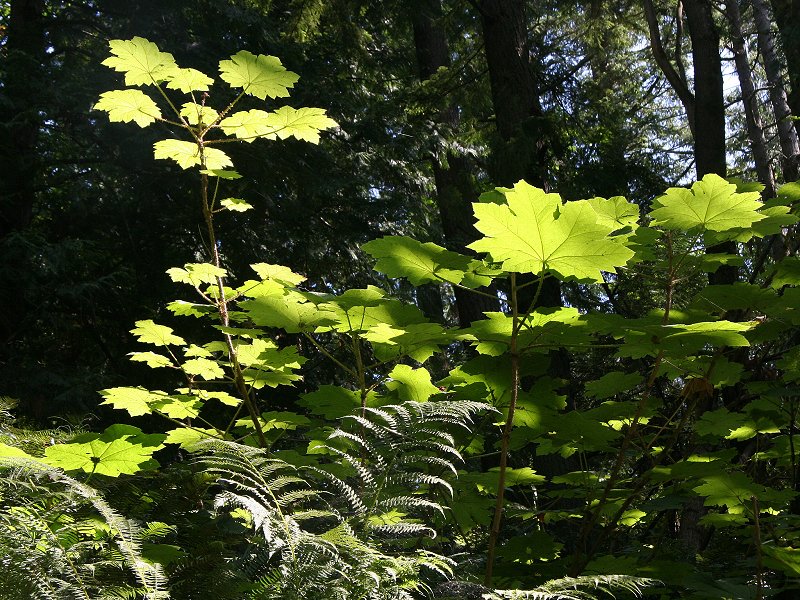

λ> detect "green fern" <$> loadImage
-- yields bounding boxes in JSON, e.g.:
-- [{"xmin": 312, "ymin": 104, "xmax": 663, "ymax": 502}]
[
  {"xmin": 0, "ymin": 458, "xmax": 169, "ymax": 599},
  {"xmin": 486, "ymin": 575, "xmax": 660, "ymax": 600},
  {"xmin": 317, "ymin": 400, "xmax": 490, "ymax": 540},
  {"xmin": 195, "ymin": 399, "xmax": 489, "ymax": 598}
]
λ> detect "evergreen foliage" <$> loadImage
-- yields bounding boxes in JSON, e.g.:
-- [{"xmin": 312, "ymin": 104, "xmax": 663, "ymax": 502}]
[{"xmin": 1, "ymin": 5, "xmax": 800, "ymax": 598}]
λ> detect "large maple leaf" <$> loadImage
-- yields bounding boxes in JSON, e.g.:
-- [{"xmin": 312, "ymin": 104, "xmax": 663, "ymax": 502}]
[{"xmin": 468, "ymin": 181, "xmax": 634, "ymax": 282}]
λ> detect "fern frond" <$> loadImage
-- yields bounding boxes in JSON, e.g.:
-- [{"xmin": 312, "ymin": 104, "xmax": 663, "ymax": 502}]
[
  {"xmin": 486, "ymin": 575, "xmax": 661, "ymax": 599},
  {"xmin": 0, "ymin": 457, "xmax": 169, "ymax": 599}
]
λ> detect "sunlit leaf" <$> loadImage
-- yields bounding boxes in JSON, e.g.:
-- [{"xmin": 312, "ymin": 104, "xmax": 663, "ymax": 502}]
[
  {"xmin": 385, "ymin": 364, "xmax": 440, "ymax": 403},
  {"xmin": 166, "ymin": 67, "xmax": 214, "ymax": 93},
  {"xmin": 130, "ymin": 320, "xmax": 186, "ymax": 346},
  {"xmin": 101, "ymin": 37, "xmax": 177, "ymax": 86},
  {"xmin": 167, "ymin": 262, "xmax": 227, "ymax": 286},
  {"xmin": 179, "ymin": 102, "xmax": 219, "ymax": 126},
  {"xmin": 218, "ymin": 50, "xmax": 299, "ymax": 99},
  {"xmin": 183, "ymin": 357, "xmax": 225, "ymax": 380},
  {"xmin": 99, "ymin": 386, "xmax": 171, "ymax": 417},
  {"xmin": 468, "ymin": 180, "xmax": 634, "ymax": 281},
  {"xmin": 94, "ymin": 89, "xmax": 162, "ymax": 127},
  {"xmin": 649, "ymin": 174, "xmax": 765, "ymax": 232},
  {"xmin": 44, "ymin": 425, "xmax": 165, "ymax": 477},
  {"xmin": 362, "ymin": 235, "xmax": 496, "ymax": 287},
  {"xmin": 163, "ymin": 427, "xmax": 221, "ymax": 449},
  {"xmin": 153, "ymin": 139, "xmax": 232, "ymax": 170},
  {"xmin": 220, "ymin": 197, "xmax": 253, "ymax": 212},
  {"xmin": 128, "ymin": 351, "xmax": 173, "ymax": 369}
]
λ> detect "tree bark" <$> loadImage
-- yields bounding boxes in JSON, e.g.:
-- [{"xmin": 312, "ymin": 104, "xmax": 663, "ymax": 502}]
[
  {"xmin": 684, "ymin": 0, "xmax": 727, "ymax": 179},
  {"xmin": 752, "ymin": 0, "xmax": 800, "ymax": 182},
  {"xmin": 727, "ymin": 0, "xmax": 776, "ymax": 196},
  {"xmin": 769, "ymin": 0, "xmax": 800, "ymax": 135},
  {"xmin": 477, "ymin": 0, "xmax": 560, "ymax": 308},
  {"xmin": 410, "ymin": 0, "xmax": 500, "ymax": 326},
  {"xmin": 0, "ymin": 0, "xmax": 46, "ymax": 240}
]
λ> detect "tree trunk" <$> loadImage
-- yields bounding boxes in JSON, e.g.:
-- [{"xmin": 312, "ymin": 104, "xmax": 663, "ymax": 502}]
[
  {"xmin": 769, "ymin": 0, "xmax": 800, "ymax": 135},
  {"xmin": 752, "ymin": 0, "xmax": 800, "ymax": 182},
  {"xmin": 0, "ymin": 0, "xmax": 46, "ymax": 240},
  {"xmin": 410, "ymin": 0, "xmax": 500, "ymax": 326},
  {"xmin": 727, "ymin": 0, "xmax": 776, "ymax": 196},
  {"xmin": 477, "ymin": 0, "xmax": 560, "ymax": 309}
]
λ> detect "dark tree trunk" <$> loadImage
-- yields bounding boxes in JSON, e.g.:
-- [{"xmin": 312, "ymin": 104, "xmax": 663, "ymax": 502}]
[
  {"xmin": 683, "ymin": 0, "xmax": 738, "ymax": 286},
  {"xmin": 727, "ymin": 0, "xmax": 776, "ymax": 196},
  {"xmin": 410, "ymin": 0, "xmax": 500, "ymax": 326},
  {"xmin": 753, "ymin": 0, "xmax": 800, "ymax": 182},
  {"xmin": 684, "ymin": 0, "xmax": 727, "ymax": 178},
  {"xmin": 770, "ymin": 0, "xmax": 800, "ymax": 135},
  {"xmin": 477, "ymin": 0, "xmax": 560, "ymax": 309},
  {"xmin": 0, "ymin": 0, "xmax": 46, "ymax": 240}
]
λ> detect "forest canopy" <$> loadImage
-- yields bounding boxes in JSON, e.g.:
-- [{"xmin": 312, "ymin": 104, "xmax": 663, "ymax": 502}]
[{"xmin": 1, "ymin": 1, "xmax": 800, "ymax": 598}]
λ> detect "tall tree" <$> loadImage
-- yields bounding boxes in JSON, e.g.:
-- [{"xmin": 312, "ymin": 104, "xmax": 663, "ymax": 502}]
[
  {"xmin": 769, "ymin": 0, "xmax": 800, "ymax": 133},
  {"xmin": 752, "ymin": 0, "xmax": 800, "ymax": 182},
  {"xmin": 726, "ymin": 0, "xmax": 775, "ymax": 196},
  {"xmin": 0, "ymin": 0, "xmax": 45, "ymax": 239},
  {"xmin": 475, "ymin": 0, "xmax": 560, "ymax": 308},
  {"xmin": 410, "ymin": 0, "xmax": 499, "ymax": 326}
]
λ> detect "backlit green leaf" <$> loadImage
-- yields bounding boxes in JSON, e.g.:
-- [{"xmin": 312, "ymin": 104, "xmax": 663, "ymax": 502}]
[
  {"xmin": 362, "ymin": 235, "xmax": 496, "ymax": 287},
  {"xmin": 130, "ymin": 320, "xmax": 186, "ymax": 346},
  {"xmin": 153, "ymin": 139, "xmax": 232, "ymax": 170},
  {"xmin": 260, "ymin": 106, "xmax": 337, "ymax": 143},
  {"xmin": 128, "ymin": 351, "xmax": 173, "ymax": 369},
  {"xmin": 101, "ymin": 37, "xmax": 177, "ymax": 86},
  {"xmin": 220, "ymin": 197, "xmax": 253, "ymax": 212},
  {"xmin": 219, "ymin": 109, "xmax": 272, "ymax": 140},
  {"xmin": 167, "ymin": 262, "xmax": 227, "ymax": 286},
  {"xmin": 163, "ymin": 427, "xmax": 221, "ymax": 449},
  {"xmin": 99, "ymin": 386, "xmax": 171, "ymax": 417},
  {"xmin": 468, "ymin": 181, "xmax": 634, "ymax": 281},
  {"xmin": 586, "ymin": 196, "xmax": 640, "ymax": 230},
  {"xmin": 649, "ymin": 174, "xmax": 765, "ymax": 231},
  {"xmin": 94, "ymin": 89, "xmax": 162, "ymax": 127},
  {"xmin": 251, "ymin": 263, "xmax": 306, "ymax": 285},
  {"xmin": 179, "ymin": 102, "xmax": 219, "ymax": 126},
  {"xmin": 385, "ymin": 365, "xmax": 440, "ymax": 403},
  {"xmin": 44, "ymin": 425, "xmax": 165, "ymax": 477},
  {"xmin": 166, "ymin": 67, "xmax": 213, "ymax": 93},
  {"xmin": 151, "ymin": 395, "xmax": 204, "ymax": 419},
  {"xmin": 218, "ymin": 51, "xmax": 299, "ymax": 99},
  {"xmin": 183, "ymin": 357, "xmax": 225, "ymax": 380}
]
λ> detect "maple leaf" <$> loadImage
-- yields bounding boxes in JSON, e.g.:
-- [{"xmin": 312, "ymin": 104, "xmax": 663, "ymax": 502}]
[
  {"xmin": 220, "ymin": 197, "xmax": 253, "ymax": 212},
  {"xmin": 468, "ymin": 180, "xmax": 634, "ymax": 281},
  {"xmin": 219, "ymin": 109, "xmax": 272, "ymax": 140},
  {"xmin": 261, "ymin": 106, "xmax": 338, "ymax": 143},
  {"xmin": 251, "ymin": 263, "xmax": 307, "ymax": 286},
  {"xmin": 179, "ymin": 102, "xmax": 219, "ymax": 126},
  {"xmin": 94, "ymin": 89, "xmax": 162, "ymax": 127},
  {"xmin": 153, "ymin": 139, "xmax": 232, "ymax": 170},
  {"xmin": 362, "ymin": 235, "xmax": 497, "ymax": 288},
  {"xmin": 163, "ymin": 427, "xmax": 221, "ymax": 449},
  {"xmin": 649, "ymin": 174, "xmax": 766, "ymax": 232},
  {"xmin": 182, "ymin": 357, "xmax": 225, "ymax": 380},
  {"xmin": 130, "ymin": 320, "xmax": 186, "ymax": 346},
  {"xmin": 218, "ymin": 51, "xmax": 299, "ymax": 99},
  {"xmin": 385, "ymin": 364, "xmax": 440, "ymax": 403},
  {"xmin": 166, "ymin": 262, "xmax": 227, "ymax": 286},
  {"xmin": 99, "ymin": 386, "xmax": 171, "ymax": 417},
  {"xmin": 128, "ymin": 351, "xmax": 173, "ymax": 368},
  {"xmin": 166, "ymin": 67, "xmax": 214, "ymax": 93},
  {"xmin": 102, "ymin": 37, "xmax": 177, "ymax": 86},
  {"xmin": 44, "ymin": 425, "xmax": 166, "ymax": 477}
]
